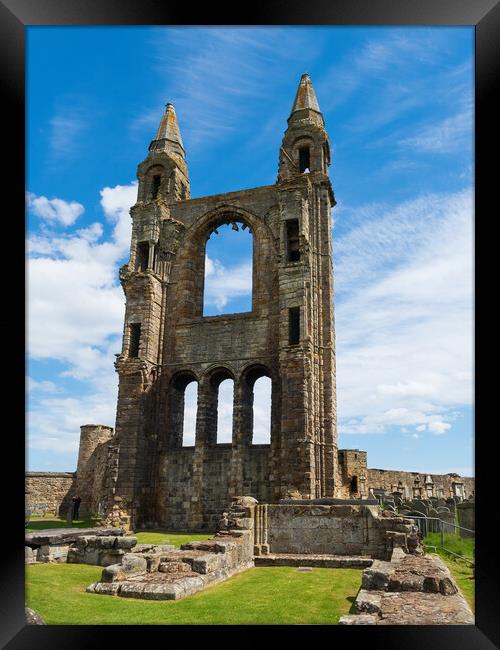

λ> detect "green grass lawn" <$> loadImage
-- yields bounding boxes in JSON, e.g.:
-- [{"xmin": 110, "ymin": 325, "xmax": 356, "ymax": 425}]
[
  {"xmin": 132, "ymin": 530, "xmax": 214, "ymax": 547},
  {"xmin": 424, "ymin": 531, "xmax": 474, "ymax": 561},
  {"xmin": 26, "ymin": 563, "xmax": 362, "ymax": 625},
  {"xmin": 423, "ymin": 532, "xmax": 474, "ymax": 611},
  {"xmin": 26, "ymin": 516, "xmax": 97, "ymax": 531},
  {"xmin": 425, "ymin": 550, "xmax": 474, "ymax": 611},
  {"xmin": 26, "ymin": 517, "xmax": 214, "ymax": 548}
]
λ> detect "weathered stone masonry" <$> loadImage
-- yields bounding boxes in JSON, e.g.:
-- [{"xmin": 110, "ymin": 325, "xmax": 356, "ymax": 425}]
[
  {"xmin": 25, "ymin": 472, "xmax": 75, "ymax": 516},
  {"xmin": 105, "ymin": 74, "xmax": 339, "ymax": 531}
]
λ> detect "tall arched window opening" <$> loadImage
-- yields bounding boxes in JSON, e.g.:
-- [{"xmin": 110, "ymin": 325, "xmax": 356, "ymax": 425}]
[
  {"xmin": 252, "ymin": 376, "xmax": 272, "ymax": 444},
  {"xmin": 203, "ymin": 221, "xmax": 253, "ymax": 316},
  {"xmin": 170, "ymin": 373, "xmax": 198, "ymax": 447},
  {"xmin": 182, "ymin": 382, "xmax": 198, "ymax": 446},
  {"xmin": 216, "ymin": 378, "xmax": 234, "ymax": 444}
]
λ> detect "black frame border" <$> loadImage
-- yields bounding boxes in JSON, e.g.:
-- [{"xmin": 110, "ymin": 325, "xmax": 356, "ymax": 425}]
[{"xmin": 5, "ymin": 0, "xmax": 499, "ymax": 647}]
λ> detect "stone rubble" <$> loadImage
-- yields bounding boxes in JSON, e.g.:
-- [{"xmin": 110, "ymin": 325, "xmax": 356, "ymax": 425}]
[{"xmin": 339, "ymin": 551, "xmax": 474, "ymax": 625}]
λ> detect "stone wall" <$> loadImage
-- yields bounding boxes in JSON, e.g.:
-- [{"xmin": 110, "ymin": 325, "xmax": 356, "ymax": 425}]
[
  {"xmin": 25, "ymin": 472, "xmax": 75, "ymax": 516},
  {"xmin": 337, "ymin": 450, "xmax": 368, "ymax": 499},
  {"xmin": 259, "ymin": 503, "xmax": 415, "ymax": 560},
  {"xmin": 155, "ymin": 445, "xmax": 271, "ymax": 531},
  {"xmin": 367, "ymin": 469, "xmax": 475, "ymax": 501}
]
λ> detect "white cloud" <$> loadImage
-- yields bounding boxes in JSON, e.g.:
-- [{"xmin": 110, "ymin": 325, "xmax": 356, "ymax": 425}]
[
  {"xmin": 336, "ymin": 187, "xmax": 473, "ymax": 438},
  {"xmin": 27, "ymin": 377, "xmax": 61, "ymax": 394},
  {"xmin": 253, "ymin": 376, "xmax": 272, "ymax": 444},
  {"xmin": 27, "ymin": 182, "xmax": 137, "ymax": 458},
  {"xmin": 428, "ymin": 421, "xmax": 451, "ymax": 435},
  {"xmin": 204, "ymin": 254, "xmax": 252, "ymax": 311},
  {"xmin": 216, "ymin": 379, "xmax": 234, "ymax": 443},
  {"xmin": 28, "ymin": 392, "xmax": 117, "ymax": 454},
  {"xmin": 27, "ymin": 192, "xmax": 84, "ymax": 226}
]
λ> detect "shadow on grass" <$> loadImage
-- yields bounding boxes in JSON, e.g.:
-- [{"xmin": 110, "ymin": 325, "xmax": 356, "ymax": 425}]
[
  {"xmin": 347, "ymin": 594, "xmax": 357, "ymax": 614},
  {"xmin": 26, "ymin": 518, "xmax": 96, "ymax": 531}
]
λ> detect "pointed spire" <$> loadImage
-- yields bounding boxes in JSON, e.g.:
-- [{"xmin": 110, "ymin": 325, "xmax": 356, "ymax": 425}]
[
  {"xmin": 149, "ymin": 102, "xmax": 185, "ymax": 156},
  {"xmin": 290, "ymin": 73, "xmax": 321, "ymax": 116}
]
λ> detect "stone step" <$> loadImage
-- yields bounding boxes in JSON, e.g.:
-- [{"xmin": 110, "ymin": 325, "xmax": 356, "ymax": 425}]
[{"xmin": 254, "ymin": 554, "xmax": 373, "ymax": 568}]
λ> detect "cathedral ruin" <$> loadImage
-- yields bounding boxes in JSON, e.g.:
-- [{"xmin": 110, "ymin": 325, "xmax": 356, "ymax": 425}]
[
  {"xmin": 103, "ymin": 73, "xmax": 341, "ymax": 530},
  {"xmin": 26, "ymin": 75, "xmax": 474, "ymax": 530}
]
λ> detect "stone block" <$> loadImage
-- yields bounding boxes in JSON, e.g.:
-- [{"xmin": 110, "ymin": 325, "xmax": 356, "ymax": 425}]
[
  {"xmin": 115, "ymin": 536, "xmax": 138, "ymax": 549},
  {"xmin": 122, "ymin": 553, "xmax": 148, "ymax": 573},
  {"xmin": 25, "ymin": 546, "xmax": 36, "ymax": 564},
  {"xmin": 118, "ymin": 582, "xmax": 147, "ymax": 599},
  {"xmin": 192, "ymin": 553, "xmax": 223, "ymax": 574},
  {"xmin": 353, "ymin": 590, "xmax": 382, "ymax": 614},
  {"xmin": 100, "ymin": 550, "xmax": 125, "ymax": 566},
  {"xmin": 96, "ymin": 536, "xmax": 116, "ymax": 549},
  {"xmin": 339, "ymin": 614, "xmax": 378, "ymax": 625},
  {"xmin": 101, "ymin": 564, "xmax": 126, "ymax": 583},
  {"xmin": 37, "ymin": 544, "xmax": 69, "ymax": 563},
  {"xmin": 361, "ymin": 561, "xmax": 395, "ymax": 591},
  {"xmin": 86, "ymin": 581, "xmax": 121, "ymax": 595}
]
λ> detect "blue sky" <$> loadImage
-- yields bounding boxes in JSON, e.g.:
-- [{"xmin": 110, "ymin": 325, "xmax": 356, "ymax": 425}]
[{"xmin": 27, "ymin": 26, "xmax": 474, "ymax": 476}]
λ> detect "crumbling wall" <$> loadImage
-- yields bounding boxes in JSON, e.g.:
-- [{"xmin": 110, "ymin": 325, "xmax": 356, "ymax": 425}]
[
  {"xmin": 262, "ymin": 503, "xmax": 415, "ymax": 560},
  {"xmin": 337, "ymin": 450, "xmax": 368, "ymax": 499},
  {"xmin": 367, "ymin": 469, "xmax": 474, "ymax": 500}
]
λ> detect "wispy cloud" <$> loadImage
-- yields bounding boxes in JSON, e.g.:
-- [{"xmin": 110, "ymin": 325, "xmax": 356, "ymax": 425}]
[
  {"xmin": 135, "ymin": 27, "xmax": 322, "ymax": 152},
  {"xmin": 49, "ymin": 105, "xmax": 88, "ymax": 161},
  {"xmin": 335, "ymin": 187, "xmax": 473, "ymax": 437},
  {"xmin": 398, "ymin": 106, "xmax": 473, "ymax": 154},
  {"xmin": 26, "ymin": 192, "xmax": 85, "ymax": 226}
]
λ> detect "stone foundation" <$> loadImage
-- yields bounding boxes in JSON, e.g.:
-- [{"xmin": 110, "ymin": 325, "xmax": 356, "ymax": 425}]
[
  {"xmin": 86, "ymin": 497, "xmax": 256, "ymax": 600},
  {"xmin": 339, "ymin": 550, "xmax": 474, "ymax": 625},
  {"xmin": 254, "ymin": 500, "xmax": 418, "ymax": 560}
]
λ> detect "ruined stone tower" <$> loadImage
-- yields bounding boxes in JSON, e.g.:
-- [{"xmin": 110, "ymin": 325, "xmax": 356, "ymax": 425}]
[{"xmin": 108, "ymin": 74, "xmax": 339, "ymax": 530}]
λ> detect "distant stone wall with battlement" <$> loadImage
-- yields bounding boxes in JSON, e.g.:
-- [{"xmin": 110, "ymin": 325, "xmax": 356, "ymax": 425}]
[
  {"xmin": 25, "ymin": 472, "xmax": 75, "ymax": 516},
  {"xmin": 367, "ymin": 468, "xmax": 474, "ymax": 501}
]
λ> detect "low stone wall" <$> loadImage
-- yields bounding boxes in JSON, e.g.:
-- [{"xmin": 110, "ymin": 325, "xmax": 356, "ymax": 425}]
[
  {"xmin": 25, "ymin": 527, "xmax": 125, "ymax": 565},
  {"xmin": 86, "ymin": 496, "xmax": 257, "ymax": 600},
  {"xmin": 257, "ymin": 502, "xmax": 416, "ymax": 560},
  {"xmin": 25, "ymin": 472, "xmax": 75, "ymax": 516},
  {"xmin": 67, "ymin": 535, "xmax": 138, "ymax": 566}
]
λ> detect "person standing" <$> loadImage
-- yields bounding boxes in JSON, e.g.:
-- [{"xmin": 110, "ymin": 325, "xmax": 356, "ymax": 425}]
[{"xmin": 71, "ymin": 495, "xmax": 82, "ymax": 521}]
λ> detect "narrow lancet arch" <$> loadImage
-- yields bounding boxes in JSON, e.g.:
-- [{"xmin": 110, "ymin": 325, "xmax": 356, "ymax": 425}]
[
  {"xmin": 241, "ymin": 365, "xmax": 273, "ymax": 446},
  {"xmin": 169, "ymin": 371, "xmax": 198, "ymax": 447}
]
